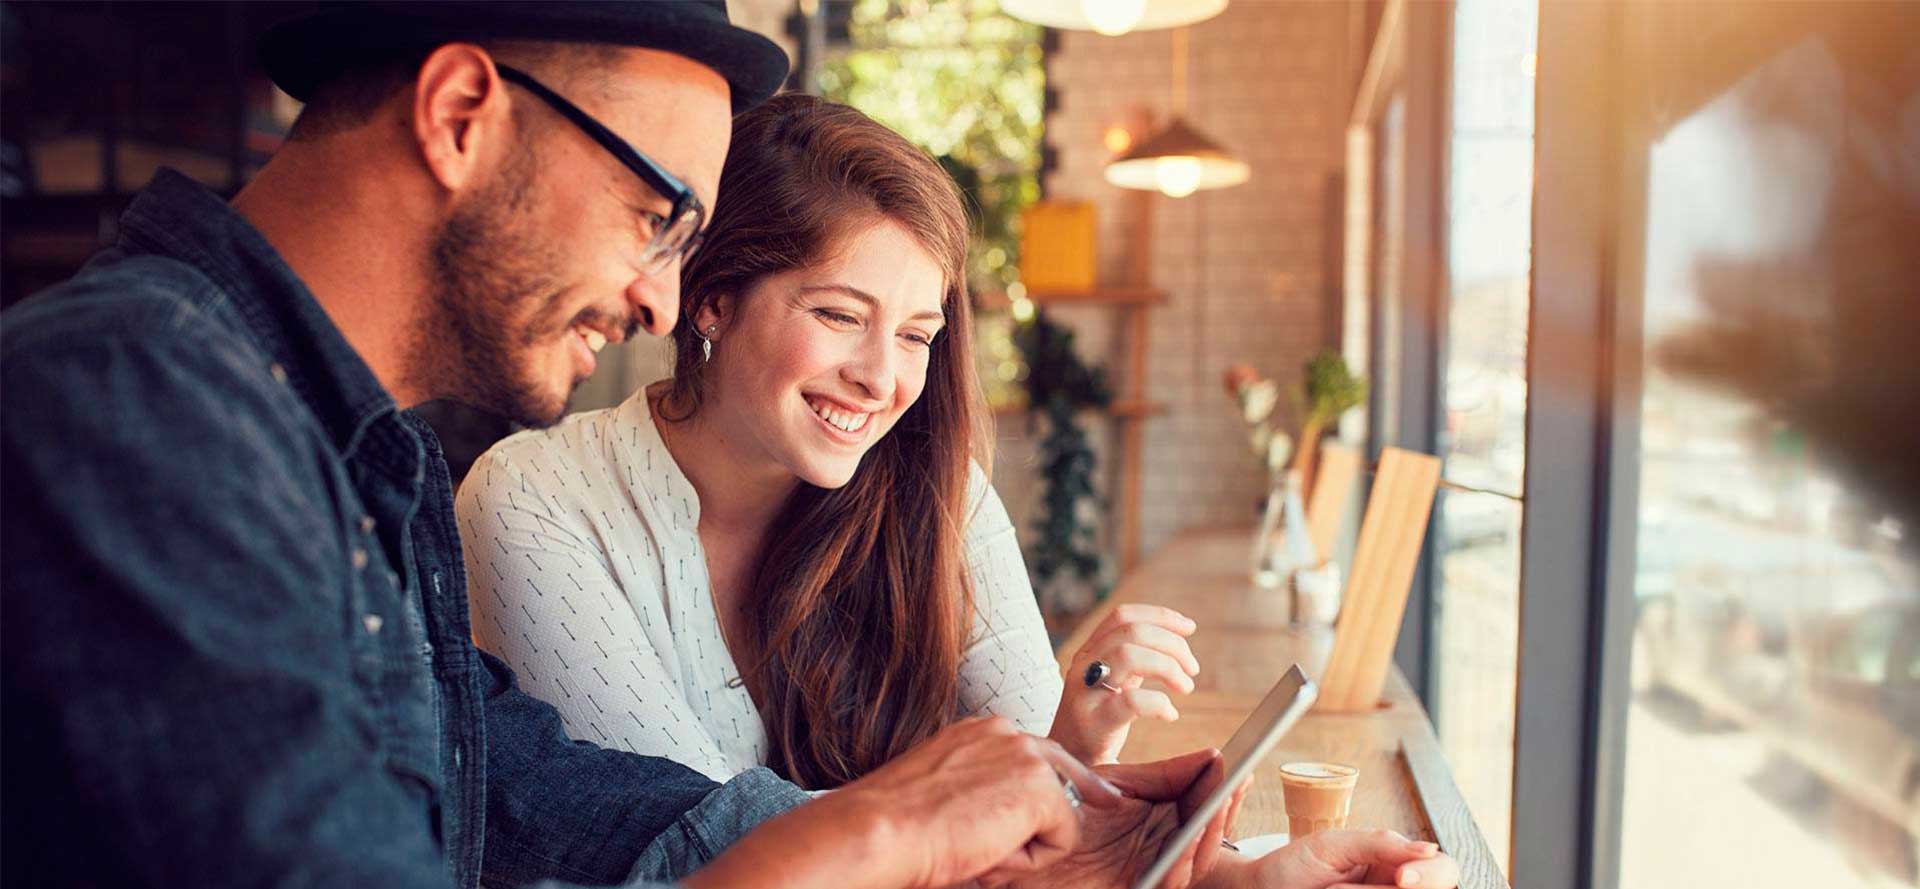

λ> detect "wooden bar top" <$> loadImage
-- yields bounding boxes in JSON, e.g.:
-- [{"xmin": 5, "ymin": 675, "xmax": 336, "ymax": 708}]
[{"xmin": 1058, "ymin": 528, "xmax": 1509, "ymax": 889}]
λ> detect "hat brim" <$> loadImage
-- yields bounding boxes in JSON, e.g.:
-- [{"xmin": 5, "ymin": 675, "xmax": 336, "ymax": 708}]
[{"xmin": 260, "ymin": 4, "xmax": 789, "ymax": 113}]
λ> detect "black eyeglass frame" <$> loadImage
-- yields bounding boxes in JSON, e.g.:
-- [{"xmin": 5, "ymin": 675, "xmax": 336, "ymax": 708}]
[{"xmin": 494, "ymin": 63, "xmax": 706, "ymax": 266}]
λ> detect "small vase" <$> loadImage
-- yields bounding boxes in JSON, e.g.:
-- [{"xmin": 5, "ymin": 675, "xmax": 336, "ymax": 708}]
[{"xmin": 1250, "ymin": 470, "xmax": 1316, "ymax": 612}]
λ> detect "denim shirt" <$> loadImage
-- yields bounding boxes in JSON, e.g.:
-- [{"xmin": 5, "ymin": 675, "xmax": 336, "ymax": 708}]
[{"xmin": 0, "ymin": 170, "xmax": 809, "ymax": 888}]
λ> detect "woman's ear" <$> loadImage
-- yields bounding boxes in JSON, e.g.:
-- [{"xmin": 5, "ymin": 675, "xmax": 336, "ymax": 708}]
[{"xmin": 694, "ymin": 294, "xmax": 732, "ymax": 339}]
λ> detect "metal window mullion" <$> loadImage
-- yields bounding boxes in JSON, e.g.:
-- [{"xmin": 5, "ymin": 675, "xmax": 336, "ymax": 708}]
[{"xmin": 1511, "ymin": 3, "xmax": 1623, "ymax": 889}]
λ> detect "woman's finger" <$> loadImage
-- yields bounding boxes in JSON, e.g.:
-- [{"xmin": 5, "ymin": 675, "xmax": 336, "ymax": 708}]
[
  {"xmin": 1104, "ymin": 643, "xmax": 1195, "ymax": 694},
  {"xmin": 1085, "ymin": 621, "xmax": 1201, "ymax": 677},
  {"xmin": 1091, "ymin": 603, "xmax": 1197, "ymax": 640},
  {"xmin": 1301, "ymin": 829, "xmax": 1436, "ymax": 876},
  {"xmin": 1388, "ymin": 853, "xmax": 1459, "ymax": 888},
  {"xmin": 1116, "ymin": 686, "xmax": 1180, "ymax": 722}
]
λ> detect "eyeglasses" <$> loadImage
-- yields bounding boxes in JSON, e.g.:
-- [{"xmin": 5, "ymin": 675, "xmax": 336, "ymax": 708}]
[{"xmin": 495, "ymin": 64, "xmax": 706, "ymax": 274}]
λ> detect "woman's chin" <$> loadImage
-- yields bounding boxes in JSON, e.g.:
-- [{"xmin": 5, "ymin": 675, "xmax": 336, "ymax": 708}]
[{"xmin": 794, "ymin": 457, "xmax": 861, "ymax": 490}]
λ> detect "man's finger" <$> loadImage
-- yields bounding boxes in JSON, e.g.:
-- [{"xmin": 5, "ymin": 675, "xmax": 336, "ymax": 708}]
[
  {"xmin": 1031, "ymin": 736, "xmax": 1124, "ymax": 806},
  {"xmin": 1177, "ymin": 753, "xmax": 1227, "ymax": 819},
  {"xmin": 1096, "ymin": 747, "xmax": 1218, "ymax": 800},
  {"xmin": 1187, "ymin": 778, "xmax": 1233, "ymax": 883},
  {"xmin": 1221, "ymin": 777, "xmax": 1250, "ymax": 838}
]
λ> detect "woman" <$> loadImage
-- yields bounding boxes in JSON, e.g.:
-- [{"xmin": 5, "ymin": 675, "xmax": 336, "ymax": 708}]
[{"xmin": 457, "ymin": 94, "xmax": 1199, "ymax": 788}]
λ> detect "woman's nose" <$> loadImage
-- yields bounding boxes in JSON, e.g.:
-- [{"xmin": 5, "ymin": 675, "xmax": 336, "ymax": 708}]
[{"xmin": 840, "ymin": 335, "xmax": 897, "ymax": 403}]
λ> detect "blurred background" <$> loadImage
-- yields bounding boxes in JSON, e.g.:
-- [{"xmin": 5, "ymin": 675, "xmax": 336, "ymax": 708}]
[{"xmin": 2, "ymin": 2, "xmax": 1917, "ymax": 888}]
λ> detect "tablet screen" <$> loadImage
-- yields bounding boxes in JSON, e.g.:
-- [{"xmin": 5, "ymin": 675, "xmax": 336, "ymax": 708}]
[{"xmin": 1131, "ymin": 664, "xmax": 1317, "ymax": 889}]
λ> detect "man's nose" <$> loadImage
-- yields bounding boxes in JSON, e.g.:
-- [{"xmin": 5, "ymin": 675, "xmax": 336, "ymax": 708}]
[{"xmin": 626, "ymin": 267, "xmax": 680, "ymax": 339}]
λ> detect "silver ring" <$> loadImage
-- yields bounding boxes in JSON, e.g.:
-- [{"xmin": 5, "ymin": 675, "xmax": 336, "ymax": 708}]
[
  {"xmin": 1083, "ymin": 660, "xmax": 1123, "ymax": 693},
  {"xmin": 1059, "ymin": 773, "xmax": 1083, "ymax": 810}
]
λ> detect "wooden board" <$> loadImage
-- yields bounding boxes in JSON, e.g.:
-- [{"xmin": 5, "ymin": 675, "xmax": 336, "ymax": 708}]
[
  {"xmin": 1318, "ymin": 448, "xmax": 1442, "ymax": 712},
  {"xmin": 1307, "ymin": 443, "xmax": 1362, "ymax": 565}
]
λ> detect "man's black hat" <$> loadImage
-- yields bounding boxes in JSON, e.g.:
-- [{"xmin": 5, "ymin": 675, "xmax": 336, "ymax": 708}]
[{"xmin": 260, "ymin": 1, "xmax": 790, "ymax": 112}]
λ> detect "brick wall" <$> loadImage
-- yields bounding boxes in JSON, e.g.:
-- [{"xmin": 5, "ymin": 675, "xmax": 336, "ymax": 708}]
[{"xmin": 995, "ymin": 3, "xmax": 1357, "ymax": 591}]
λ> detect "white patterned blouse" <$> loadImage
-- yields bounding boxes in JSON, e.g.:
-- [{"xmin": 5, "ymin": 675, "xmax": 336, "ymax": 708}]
[{"xmin": 455, "ymin": 389, "xmax": 1063, "ymax": 783}]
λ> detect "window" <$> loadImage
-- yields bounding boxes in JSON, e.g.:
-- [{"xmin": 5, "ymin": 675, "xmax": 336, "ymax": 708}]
[
  {"xmin": 1616, "ymin": 11, "xmax": 1920, "ymax": 886},
  {"xmin": 1428, "ymin": 0, "xmax": 1535, "ymax": 874}
]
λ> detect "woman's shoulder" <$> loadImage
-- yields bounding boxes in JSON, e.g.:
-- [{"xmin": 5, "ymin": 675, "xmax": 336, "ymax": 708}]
[
  {"xmin": 458, "ymin": 398, "xmax": 645, "ymax": 511},
  {"xmin": 963, "ymin": 459, "xmax": 1011, "ymax": 536}
]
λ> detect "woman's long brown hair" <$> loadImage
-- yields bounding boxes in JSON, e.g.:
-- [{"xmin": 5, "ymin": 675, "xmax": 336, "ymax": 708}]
[{"xmin": 664, "ymin": 94, "xmax": 989, "ymax": 789}]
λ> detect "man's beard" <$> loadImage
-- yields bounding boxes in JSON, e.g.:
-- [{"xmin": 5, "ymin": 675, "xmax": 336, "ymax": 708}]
[{"xmin": 418, "ymin": 145, "xmax": 575, "ymax": 428}]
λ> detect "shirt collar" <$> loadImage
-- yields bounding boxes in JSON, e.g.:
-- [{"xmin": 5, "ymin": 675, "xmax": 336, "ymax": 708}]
[{"xmin": 116, "ymin": 169, "xmax": 415, "ymax": 475}]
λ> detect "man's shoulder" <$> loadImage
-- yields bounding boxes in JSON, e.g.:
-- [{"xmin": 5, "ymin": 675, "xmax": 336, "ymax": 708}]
[
  {"xmin": 7, "ymin": 249, "xmax": 233, "ymax": 339},
  {"xmin": 2, "ymin": 250, "xmax": 272, "ymax": 389}
]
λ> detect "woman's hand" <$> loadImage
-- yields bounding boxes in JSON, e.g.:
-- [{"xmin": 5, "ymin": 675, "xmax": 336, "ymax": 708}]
[
  {"xmin": 1199, "ymin": 829, "xmax": 1458, "ymax": 889},
  {"xmin": 1052, "ymin": 604, "xmax": 1202, "ymax": 763}
]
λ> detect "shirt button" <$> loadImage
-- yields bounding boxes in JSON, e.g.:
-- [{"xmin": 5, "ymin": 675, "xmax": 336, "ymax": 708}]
[
  {"xmin": 358, "ymin": 515, "xmax": 376, "ymax": 534},
  {"xmin": 351, "ymin": 548, "xmax": 369, "ymax": 570},
  {"xmin": 363, "ymin": 613, "xmax": 383, "ymax": 634},
  {"xmin": 269, "ymin": 362, "xmax": 288, "ymax": 384}
]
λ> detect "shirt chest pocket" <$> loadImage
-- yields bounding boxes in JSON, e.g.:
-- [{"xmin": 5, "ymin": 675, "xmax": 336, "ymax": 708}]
[{"xmin": 343, "ymin": 532, "xmax": 442, "ymax": 793}]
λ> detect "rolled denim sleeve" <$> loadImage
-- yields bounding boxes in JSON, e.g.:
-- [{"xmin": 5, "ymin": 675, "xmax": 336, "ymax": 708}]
[
  {"xmin": 522, "ymin": 768, "xmax": 812, "ymax": 889},
  {"xmin": 1, "ymin": 308, "xmax": 451, "ymax": 885},
  {"xmin": 479, "ymin": 650, "xmax": 812, "ymax": 887}
]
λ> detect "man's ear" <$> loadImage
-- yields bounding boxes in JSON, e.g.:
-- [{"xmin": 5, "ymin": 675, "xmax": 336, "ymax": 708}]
[{"xmin": 411, "ymin": 43, "xmax": 511, "ymax": 192}]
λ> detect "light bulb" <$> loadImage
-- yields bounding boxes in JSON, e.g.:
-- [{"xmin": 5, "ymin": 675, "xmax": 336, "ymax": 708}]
[
  {"xmin": 1154, "ymin": 156, "xmax": 1203, "ymax": 198},
  {"xmin": 1082, "ymin": 0, "xmax": 1147, "ymax": 36}
]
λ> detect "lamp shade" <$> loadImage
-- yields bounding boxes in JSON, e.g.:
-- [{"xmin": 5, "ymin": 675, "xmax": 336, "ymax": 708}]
[
  {"xmin": 1001, "ymin": 0, "xmax": 1227, "ymax": 35},
  {"xmin": 1103, "ymin": 116, "xmax": 1250, "ymax": 197}
]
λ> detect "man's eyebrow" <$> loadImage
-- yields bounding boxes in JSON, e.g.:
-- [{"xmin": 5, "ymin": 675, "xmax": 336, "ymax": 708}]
[{"xmin": 798, "ymin": 284, "xmax": 945, "ymax": 322}]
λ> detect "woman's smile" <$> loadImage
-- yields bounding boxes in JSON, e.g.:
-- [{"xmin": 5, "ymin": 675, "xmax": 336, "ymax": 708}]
[{"xmin": 805, "ymin": 394, "xmax": 875, "ymax": 441}]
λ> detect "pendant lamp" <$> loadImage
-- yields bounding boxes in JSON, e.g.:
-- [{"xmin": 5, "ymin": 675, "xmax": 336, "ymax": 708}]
[
  {"xmin": 1103, "ymin": 28, "xmax": 1249, "ymax": 198},
  {"xmin": 1001, "ymin": 0, "xmax": 1227, "ymax": 36}
]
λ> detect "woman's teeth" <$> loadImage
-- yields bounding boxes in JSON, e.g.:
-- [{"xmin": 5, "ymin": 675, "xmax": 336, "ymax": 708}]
[
  {"xmin": 575, "ymin": 327, "xmax": 608, "ymax": 353},
  {"xmin": 806, "ymin": 397, "xmax": 871, "ymax": 433}
]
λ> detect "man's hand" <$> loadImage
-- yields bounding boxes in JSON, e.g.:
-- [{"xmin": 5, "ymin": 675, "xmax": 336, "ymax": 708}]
[
  {"xmin": 684, "ymin": 716, "xmax": 1124, "ymax": 889},
  {"xmin": 1208, "ymin": 829, "xmax": 1458, "ymax": 889},
  {"xmin": 993, "ymin": 747, "xmax": 1249, "ymax": 889}
]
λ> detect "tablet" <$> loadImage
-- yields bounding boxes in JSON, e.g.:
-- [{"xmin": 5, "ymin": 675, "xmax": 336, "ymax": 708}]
[{"xmin": 1131, "ymin": 664, "xmax": 1318, "ymax": 889}]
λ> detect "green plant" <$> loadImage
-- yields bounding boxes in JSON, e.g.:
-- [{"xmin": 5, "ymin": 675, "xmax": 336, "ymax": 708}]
[
  {"xmin": 1014, "ymin": 310, "xmax": 1112, "ymax": 605},
  {"xmin": 1290, "ymin": 350, "xmax": 1367, "ymax": 477},
  {"xmin": 816, "ymin": 0, "xmax": 1043, "ymax": 294}
]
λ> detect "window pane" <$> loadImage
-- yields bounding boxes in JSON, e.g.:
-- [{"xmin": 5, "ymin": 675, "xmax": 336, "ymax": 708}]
[
  {"xmin": 1620, "ymin": 5, "xmax": 1920, "ymax": 886},
  {"xmin": 1431, "ymin": 0, "xmax": 1535, "ymax": 874}
]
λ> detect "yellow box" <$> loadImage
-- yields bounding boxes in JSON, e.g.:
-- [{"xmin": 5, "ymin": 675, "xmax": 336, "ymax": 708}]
[{"xmin": 1019, "ymin": 201, "xmax": 1097, "ymax": 294}]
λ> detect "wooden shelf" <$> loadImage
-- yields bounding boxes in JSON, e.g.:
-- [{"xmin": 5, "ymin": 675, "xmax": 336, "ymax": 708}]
[
  {"xmin": 1109, "ymin": 399, "xmax": 1167, "ymax": 418},
  {"xmin": 1025, "ymin": 287, "xmax": 1168, "ymax": 306}
]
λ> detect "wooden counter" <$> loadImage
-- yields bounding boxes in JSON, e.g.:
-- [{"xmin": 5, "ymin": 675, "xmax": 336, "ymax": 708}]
[{"xmin": 1058, "ymin": 529, "xmax": 1509, "ymax": 889}]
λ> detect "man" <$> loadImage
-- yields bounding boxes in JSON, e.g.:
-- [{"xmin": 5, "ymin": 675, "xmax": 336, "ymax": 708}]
[{"xmin": 1, "ymin": 4, "xmax": 1450, "ymax": 889}]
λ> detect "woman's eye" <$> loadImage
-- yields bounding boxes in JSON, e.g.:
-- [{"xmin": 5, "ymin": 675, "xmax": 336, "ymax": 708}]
[
  {"xmin": 812, "ymin": 308, "xmax": 859, "ymax": 326},
  {"xmin": 901, "ymin": 331, "xmax": 935, "ymax": 348}
]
